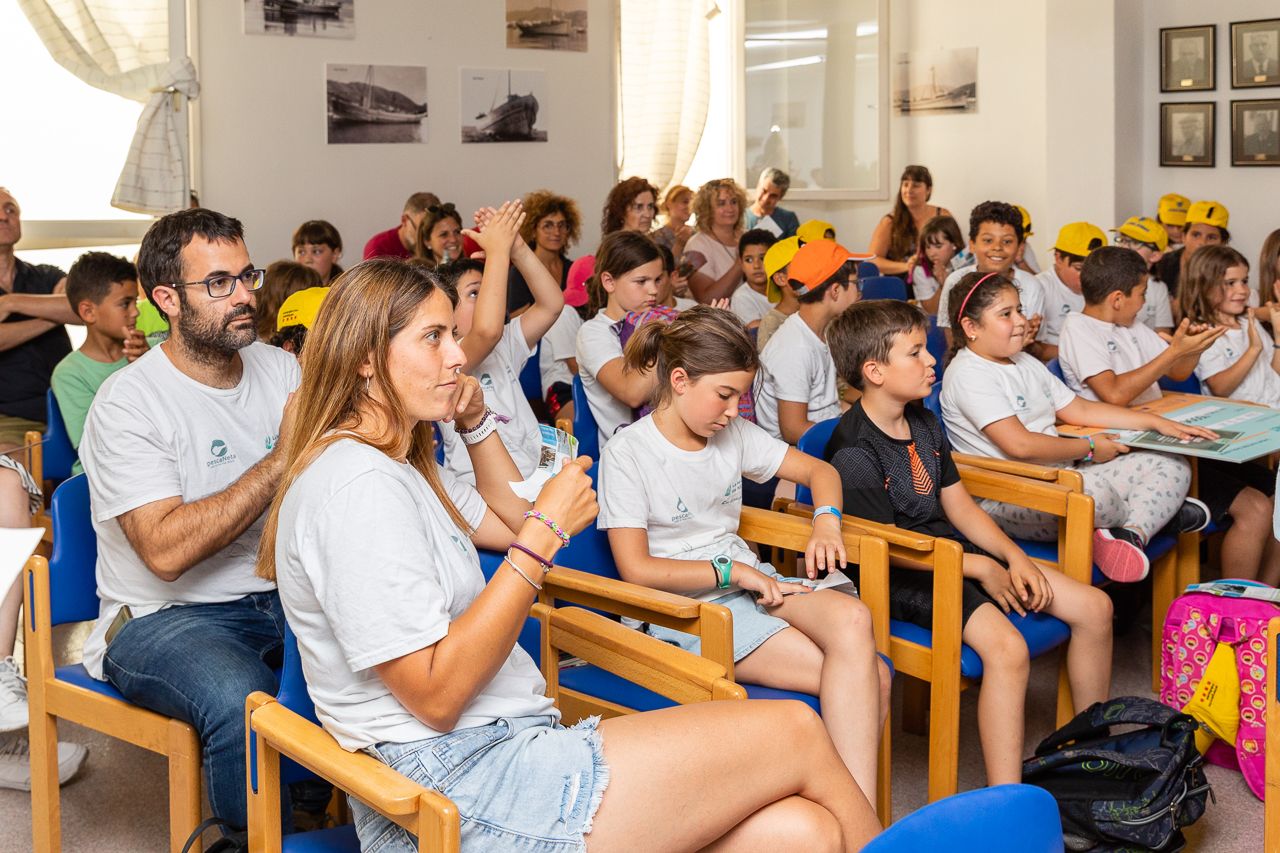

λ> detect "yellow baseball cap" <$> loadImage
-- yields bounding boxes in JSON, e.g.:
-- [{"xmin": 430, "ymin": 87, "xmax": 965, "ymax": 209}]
[
  {"xmin": 1015, "ymin": 205, "xmax": 1034, "ymax": 238},
  {"xmin": 1157, "ymin": 193, "xmax": 1190, "ymax": 226},
  {"xmin": 1185, "ymin": 200, "xmax": 1229, "ymax": 230},
  {"xmin": 796, "ymin": 219, "xmax": 836, "ymax": 245},
  {"xmin": 764, "ymin": 236, "xmax": 801, "ymax": 303},
  {"xmin": 1053, "ymin": 222, "xmax": 1108, "ymax": 258},
  {"xmin": 1113, "ymin": 216, "xmax": 1169, "ymax": 253},
  {"xmin": 277, "ymin": 286, "xmax": 330, "ymax": 331}
]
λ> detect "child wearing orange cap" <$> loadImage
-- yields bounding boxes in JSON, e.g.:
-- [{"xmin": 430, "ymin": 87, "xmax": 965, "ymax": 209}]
[{"xmin": 755, "ymin": 240, "xmax": 870, "ymax": 443}]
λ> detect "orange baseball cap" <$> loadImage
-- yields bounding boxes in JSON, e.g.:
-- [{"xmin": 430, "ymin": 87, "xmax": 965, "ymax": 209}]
[{"xmin": 787, "ymin": 241, "xmax": 874, "ymax": 296}]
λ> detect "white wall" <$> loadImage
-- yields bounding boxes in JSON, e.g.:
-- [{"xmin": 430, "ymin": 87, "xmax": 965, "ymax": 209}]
[
  {"xmin": 192, "ymin": 0, "xmax": 615, "ymax": 265},
  {"xmin": 1137, "ymin": 0, "xmax": 1279, "ymax": 266}
]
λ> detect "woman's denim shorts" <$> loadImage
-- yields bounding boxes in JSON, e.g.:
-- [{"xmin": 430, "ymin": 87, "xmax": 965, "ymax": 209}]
[
  {"xmin": 352, "ymin": 715, "xmax": 609, "ymax": 852},
  {"xmin": 644, "ymin": 564, "xmax": 791, "ymax": 662}
]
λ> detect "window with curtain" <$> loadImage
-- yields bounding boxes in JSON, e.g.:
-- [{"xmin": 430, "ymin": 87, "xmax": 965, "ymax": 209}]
[{"xmin": 744, "ymin": 0, "xmax": 885, "ymax": 198}]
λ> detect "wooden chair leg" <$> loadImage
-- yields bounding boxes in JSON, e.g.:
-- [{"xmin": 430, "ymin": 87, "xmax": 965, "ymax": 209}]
[
  {"xmin": 168, "ymin": 720, "xmax": 203, "ymax": 853},
  {"xmin": 327, "ymin": 789, "xmax": 352, "ymax": 825},
  {"xmin": 28, "ymin": 707, "xmax": 61, "ymax": 853},
  {"xmin": 876, "ymin": 717, "xmax": 892, "ymax": 824},
  {"xmin": 926, "ymin": 675, "xmax": 960, "ymax": 802},
  {"xmin": 902, "ymin": 677, "xmax": 928, "ymax": 736},
  {"xmin": 1151, "ymin": 548, "xmax": 1179, "ymax": 692}
]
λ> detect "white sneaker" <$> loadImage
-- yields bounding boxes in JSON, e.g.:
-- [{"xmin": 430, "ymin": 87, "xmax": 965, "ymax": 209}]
[
  {"xmin": 0, "ymin": 733, "xmax": 89, "ymax": 791},
  {"xmin": 0, "ymin": 656, "xmax": 29, "ymax": 733}
]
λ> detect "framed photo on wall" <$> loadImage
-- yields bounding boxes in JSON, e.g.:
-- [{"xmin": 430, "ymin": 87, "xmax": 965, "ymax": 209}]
[
  {"xmin": 1160, "ymin": 102, "xmax": 1215, "ymax": 167},
  {"xmin": 1231, "ymin": 19, "xmax": 1280, "ymax": 88},
  {"xmin": 1232, "ymin": 99, "xmax": 1280, "ymax": 165},
  {"xmin": 1161, "ymin": 25, "xmax": 1216, "ymax": 92}
]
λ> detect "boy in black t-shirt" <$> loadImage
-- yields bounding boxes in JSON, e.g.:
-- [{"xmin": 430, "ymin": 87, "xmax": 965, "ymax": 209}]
[{"xmin": 823, "ymin": 299, "xmax": 1114, "ymax": 786}]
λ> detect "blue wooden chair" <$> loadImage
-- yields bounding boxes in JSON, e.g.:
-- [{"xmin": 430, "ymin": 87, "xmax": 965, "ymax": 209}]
[
  {"xmin": 858, "ymin": 261, "xmax": 881, "ymax": 279},
  {"xmin": 571, "ymin": 374, "xmax": 600, "ymax": 460},
  {"xmin": 23, "ymin": 475, "xmax": 203, "ymax": 852},
  {"xmin": 789, "ymin": 418, "xmax": 1089, "ymax": 801},
  {"xmin": 519, "ymin": 341, "xmax": 542, "ymax": 402},
  {"xmin": 926, "ymin": 317, "xmax": 947, "ymax": 378},
  {"xmin": 863, "ymin": 784, "xmax": 1063, "ymax": 852},
  {"xmin": 23, "ymin": 389, "xmax": 78, "ymax": 487},
  {"xmin": 860, "ymin": 276, "xmax": 909, "ymax": 301}
]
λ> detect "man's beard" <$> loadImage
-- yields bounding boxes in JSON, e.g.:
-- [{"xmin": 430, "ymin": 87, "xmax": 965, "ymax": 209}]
[{"xmin": 175, "ymin": 297, "xmax": 257, "ymax": 365}]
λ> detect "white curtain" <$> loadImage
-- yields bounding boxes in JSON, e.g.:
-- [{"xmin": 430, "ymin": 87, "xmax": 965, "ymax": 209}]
[
  {"xmin": 617, "ymin": 0, "xmax": 711, "ymax": 193},
  {"xmin": 17, "ymin": 0, "xmax": 197, "ymax": 215}
]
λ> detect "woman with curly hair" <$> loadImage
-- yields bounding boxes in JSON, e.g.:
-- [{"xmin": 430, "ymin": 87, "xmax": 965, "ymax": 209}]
[
  {"xmin": 507, "ymin": 189, "xmax": 582, "ymax": 316},
  {"xmin": 684, "ymin": 178, "xmax": 749, "ymax": 303}
]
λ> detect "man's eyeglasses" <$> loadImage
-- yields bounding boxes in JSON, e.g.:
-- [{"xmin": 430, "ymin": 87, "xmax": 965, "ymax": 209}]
[{"xmin": 160, "ymin": 268, "xmax": 266, "ymax": 299}]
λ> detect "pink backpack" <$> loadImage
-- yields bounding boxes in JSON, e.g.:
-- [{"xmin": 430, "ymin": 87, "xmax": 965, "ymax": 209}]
[{"xmin": 1159, "ymin": 580, "xmax": 1280, "ymax": 800}]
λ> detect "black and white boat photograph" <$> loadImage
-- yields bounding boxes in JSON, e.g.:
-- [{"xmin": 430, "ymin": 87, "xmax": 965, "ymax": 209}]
[
  {"xmin": 505, "ymin": 0, "xmax": 587, "ymax": 52},
  {"xmin": 461, "ymin": 68, "xmax": 547, "ymax": 143},
  {"xmin": 894, "ymin": 47, "xmax": 978, "ymax": 114},
  {"xmin": 326, "ymin": 63, "xmax": 427, "ymax": 144},
  {"xmin": 244, "ymin": 0, "xmax": 355, "ymax": 39}
]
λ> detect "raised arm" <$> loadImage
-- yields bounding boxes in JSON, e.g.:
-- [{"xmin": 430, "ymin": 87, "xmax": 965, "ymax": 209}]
[
  {"xmin": 510, "ymin": 240, "xmax": 565, "ymax": 347},
  {"xmin": 459, "ymin": 202, "xmax": 524, "ymax": 367}
]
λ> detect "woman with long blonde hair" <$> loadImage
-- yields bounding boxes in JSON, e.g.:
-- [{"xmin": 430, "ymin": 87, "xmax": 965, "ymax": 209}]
[{"xmin": 258, "ymin": 257, "xmax": 879, "ymax": 852}]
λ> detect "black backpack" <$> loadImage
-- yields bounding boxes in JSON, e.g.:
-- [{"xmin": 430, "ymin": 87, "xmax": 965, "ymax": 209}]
[{"xmin": 1021, "ymin": 696, "xmax": 1213, "ymax": 852}]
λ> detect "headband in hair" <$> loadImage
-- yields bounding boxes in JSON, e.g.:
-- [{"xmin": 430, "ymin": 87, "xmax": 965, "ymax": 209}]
[{"xmin": 956, "ymin": 272, "xmax": 1002, "ymax": 324}]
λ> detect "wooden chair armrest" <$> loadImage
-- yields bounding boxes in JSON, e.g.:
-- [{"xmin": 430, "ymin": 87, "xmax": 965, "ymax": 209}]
[
  {"xmin": 955, "ymin": 465, "xmax": 1077, "ymax": 517},
  {"xmin": 775, "ymin": 500, "xmax": 936, "ymax": 553},
  {"xmin": 541, "ymin": 604, "xmax": 746, "ymax": 703},
  {"xmin": 542, "ymin": 566, "xmax": 702, "ymax": 619},
  {"xmin": 247, "ymin": 694, "xmax": 456, "ymax": 819},
  {"xmin": 23, "ymin": 429, "xmax": 43, "ymax": 486},
  {"xmin": 952, "ymin": 453, "xmax": 1061, "ymax": 481}
]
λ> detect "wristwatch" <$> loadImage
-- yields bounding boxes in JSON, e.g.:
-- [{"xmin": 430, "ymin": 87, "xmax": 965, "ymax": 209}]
[{"xmin": 711, "ymin": 554, "xmax": 733, "ymax": 589}]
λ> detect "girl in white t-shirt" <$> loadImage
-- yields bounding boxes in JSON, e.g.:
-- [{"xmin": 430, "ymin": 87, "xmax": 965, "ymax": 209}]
[
  {"xmin": 1182, "ymin": 246, "xmax": 1280, "ymax": 406},
  {"xmin": 598, "ymin": 306, "xmax": 890, "ymax": 806},
  {"xmin": 261, "ymin": 260, "xmax": 881, "ymax": 851},
  {"xmin": 940, "ymin": 271, "xmax": 1215, "ymax": 583},
  {"xmin": 908, "ymin": 214, "xmax": 963, "ymax": 316},
  {"xmin": 437, "ymin": 202, "xmax": 565, "ymax": 487},
  {"xmin": 575, "ymin": 231, "xmax": 664, "ymax": 448}
]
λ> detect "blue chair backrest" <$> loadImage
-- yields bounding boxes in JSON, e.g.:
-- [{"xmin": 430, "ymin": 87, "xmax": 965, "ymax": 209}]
[
  {"xmin": 860, "ymin": 276, "xmax": 908, "ymax": 301},
  {"xmin": 858, "ymin": 261, "xmax": 880, "ymax": 279},
  {"xmin": 1045, "ymin": 358, "xmax": 1066, "ymax": 383},
  {"xmin": 794, "ymin": 418, "xmax": 839, "ymax": 505},
  {"xmin": 433, "ymin": 423, "xmax": 444, "ymax": 464},
  {"xmin": 923, "ymin": 380, "xmax": 944, "ymax": 424},
  {"xmin": 571, "ymin": 375, "xmax": 600, "ymax": 460},
  {"xmin": 926, "ymin": 319, "xmax": 947, "ymax": 377},
  {"xmin": 42, "ymin": 390, "xmax": 77, "ymax": 482},
  {"xmin": 519, "ymin": 342, "xmax": 543, "ymax": 401},
  {"xmin": 863, "ymin": 784, "xmax": 1063, "ymax": 852},
  {"xmin": 45, "ymin": 474, "xmax": 99, "ymax": 627},
  {"xmin": 1159, "ymin": 372, "xmax": 1202, "ymax": 394}
]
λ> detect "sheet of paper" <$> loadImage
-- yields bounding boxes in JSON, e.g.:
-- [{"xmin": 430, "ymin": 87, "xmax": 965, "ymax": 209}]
[
  {"xmin": 0, "ymin": 527, "xmax": 45, "ymax": 599},
  {"xmin": 510, "ymin": 425, "xmax": 579, "ymax": 502}
]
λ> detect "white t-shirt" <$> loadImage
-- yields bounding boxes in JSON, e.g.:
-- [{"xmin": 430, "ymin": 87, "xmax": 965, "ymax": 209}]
[
  {"xmin": 575, "ymin": 312, "xmax": 633, "ymax": 447},
  {"xmin": 729, "ymin": 282, "xmax": 772, "ymax": 326},
  {"xmin": 755, "ymin": 312, "xmax": 841, "ymax": 440},
  {"xmin": 673, "ymin": 296, "xmax": 698, "ymax": 311},
  {"xmin": 79, "ymin": 342, "xmax": 300, "ymax": 679},
  {"xmin": 539, "ymin": 305, "xmax": 583, "ymax": 397},
  {"xmin": 936, "ymin": 265, "xmax": 1045, "ymax": 328},
  {"xmin": 1058, "ymin": 312, "xmax": 1166, "ymax": 405},
  {"xmin": 1137, "ymin": 278, "xmax": 1175, "ymax": 331},
  {"xmin": 940, "ymin": 348, "xmax": 1076, "ymax": 460},
  {"xmin": 1195, "ymin": 319, "xmax": 1280, "ymax": 408},
  {"xmin": 1034, "ymin": 268, "xmax": 1085, "ymax": 346},
  {"xmin": 274, "ymin": 439, "xmax": 554, "ymax": 751},
  {"xmin": 911, "ymin": 265, "xmax": 942, "ymax": 303},
  {"xmin": 439, "ymin": 317, "xmax": 541, "ymax": 484},
  {"xmin": 598, "ymin": 415, "xmax": 788, "ymax": 601},
  {"xmin": 684, "ymin": 231, "xmax": 741, "ymax": 284}
]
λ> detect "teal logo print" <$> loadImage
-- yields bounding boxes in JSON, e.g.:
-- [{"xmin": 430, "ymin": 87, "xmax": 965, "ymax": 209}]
[
  {"xmin": 677, "ymin": 498, "xmax": 688, "ymax": 513},
  {"xmin": 211, "ymin": 440, "xmax": 228, "ymax": 458}
]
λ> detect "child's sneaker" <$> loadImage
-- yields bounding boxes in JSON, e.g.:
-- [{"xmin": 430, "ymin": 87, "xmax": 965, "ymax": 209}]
[
  {"xmin": 1173, "ymin": 497, "xmax": 1211, "ymax": 534},
  {"xmin": 0, "ymin": 656, "xmax": 28, "ymax": 734},
  {"xmin": 0, "ymin": 733, "xmax": 89, "ymax": 791},
  {"xmin": 1093, "ymin": 528, "xmax": 1150, "ymax": 582}
]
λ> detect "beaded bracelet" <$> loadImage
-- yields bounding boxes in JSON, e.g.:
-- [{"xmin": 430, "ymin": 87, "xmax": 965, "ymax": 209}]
[
  {"xmin": 503, "ymin": 555, "xmax": 543, "ymax": 591},
  {"xmin": 509, "ymin": 541, "xmax": 553, "ymax": 572},
  {"xmin": 1082, "ymin": 435, "xmax": 1096, "ymax": 464},
  {"xmin": 523, "ymin": 510, "xmax": 570, "ymax": 545}
]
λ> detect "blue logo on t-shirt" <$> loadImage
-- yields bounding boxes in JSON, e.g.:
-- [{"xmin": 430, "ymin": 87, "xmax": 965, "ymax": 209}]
[
  {"xmin": 1015, "ymin": 394, "xmax": 1027, "ymax": 410},
  {"xmin": 211, "ymin": 440, "xmax": 227, "ymax": 458},
  {"xmin": 1106, "ymin": 340, "xmax": 1118, "ymax": 352},
  {"xmin": 672, "ymin": 497, "xmax": 692, "ymax": 523}
]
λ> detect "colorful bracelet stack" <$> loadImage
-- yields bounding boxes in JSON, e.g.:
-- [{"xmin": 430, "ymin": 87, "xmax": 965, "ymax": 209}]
[
  {"xmin": 523, "ymin": 510, "xmax": 571, "ymax": 545},
  {"xmin": 1082, "ymin": 434, "xmax": 1096, "ymax": 464}
]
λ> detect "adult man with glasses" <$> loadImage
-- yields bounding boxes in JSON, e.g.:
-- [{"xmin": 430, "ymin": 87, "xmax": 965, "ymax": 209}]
[{"xmin": 78, "ymin": 208, "xmax": 300, "ymax": 836}]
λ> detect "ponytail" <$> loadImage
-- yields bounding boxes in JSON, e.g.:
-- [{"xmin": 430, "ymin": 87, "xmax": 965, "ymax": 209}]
[
  {"xmin": 622, "ymin": 316, "xmax": 666, "ymax": 374},
  {"xmin": 625, "ymin": 306, "xmax": 758, "ymax": 408}
]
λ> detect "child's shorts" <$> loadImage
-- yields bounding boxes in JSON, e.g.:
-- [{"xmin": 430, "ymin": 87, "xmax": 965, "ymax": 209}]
[
  {"xmin": 1197, "ymin": 459, "xmax": 1276, "ymax": 527},
  {"xmin": 644, "ymin": 564, "xmax": 792, "ymax": 662},
  {"xmin": 353, "ymin": 715, "xmax": 609, "ymax": 853},
  {"xmin": 886, "ymin": 541, "xmax": 999, "ymax": 631}
]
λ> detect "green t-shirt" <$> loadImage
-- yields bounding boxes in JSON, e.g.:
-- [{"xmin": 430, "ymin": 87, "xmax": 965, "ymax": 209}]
[
  {"xmin": 50, "ymin": 350, "xmax": 129, "ymax": 475},
  {"xmin": 135, "ymin": 300, "xmax": 170, "ymax": 348}
]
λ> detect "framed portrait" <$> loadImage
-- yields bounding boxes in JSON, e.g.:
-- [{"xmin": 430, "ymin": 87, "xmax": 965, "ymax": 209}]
[
  {"xmin": 1161, "ymin": 25, "xmax": 1216, "ymax": 92},
  {"xmin": 1160, "ymin": 102, "xmax": 1215, "ymax": 167},
  {"xmin": 1231, "ymin": 19, "xmax": 1280, "ymax": 88},
  {"xmin": 1232, "ymin": 99, "xmax": 1280, "ymax": 165}
]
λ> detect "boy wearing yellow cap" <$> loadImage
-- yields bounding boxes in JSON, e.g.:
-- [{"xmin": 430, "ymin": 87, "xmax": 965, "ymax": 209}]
[
  {"xmin": 756, "ymin": 236, "xmax": 801, "ymax": 350},
  {"xmin": 796, "ymin": 219, "xmax": 836, "ymax": 245},
  {"xmin": 755, "ymin": 240, "xmax": 870, "ymax": 443},
  {"xmin": 1031, "ymin": 222, "xmax": 1108, "ymax": 361},
  {"xmin": 1156, "ymin": 193, "xmax": 1190, "ymax": 248},
  {"xmin": 271, "ymin": 285, "xmax": 329, "ymax": 356},
  {"xmin": 1155, "ymin": 200, "xmax": 1231, "ymax": 299},
  {"xmin": 1112, "ymin": 216, "xmax": 1174, "ymax": 333},
  {"xmin": 1013, "ymin": 204, "xmax": 1042, "ymax": 275}
]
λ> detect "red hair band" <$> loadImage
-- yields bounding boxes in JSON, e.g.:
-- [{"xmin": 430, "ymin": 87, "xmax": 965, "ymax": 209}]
[{"xmin": 955, "ymin": 272, "xmax": 1003, "ymax": 326}]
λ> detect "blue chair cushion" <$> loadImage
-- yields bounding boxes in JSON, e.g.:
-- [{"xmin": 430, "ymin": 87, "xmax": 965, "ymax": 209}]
[
  {"xmin": 55, "ymin": 663, "xmax": 128, "ymax": 702},
  {"xmin": 282, "ymin": 824, "xmax": 360, "ymax": 852},
  {"xmin": 891, "ymin": 610, "xmax": 1071, "ymax": 680}
]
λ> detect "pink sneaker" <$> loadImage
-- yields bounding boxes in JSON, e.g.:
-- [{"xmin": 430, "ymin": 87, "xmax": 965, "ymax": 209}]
[{"xmin": 1093, "ymin": 528, "xmax": 1150, "ymax": 582}]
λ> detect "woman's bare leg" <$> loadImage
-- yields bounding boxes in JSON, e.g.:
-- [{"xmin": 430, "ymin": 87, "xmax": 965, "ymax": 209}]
[
  {"xmin": 700, "ymin": 795, "xmax": 842, "ymax": 853},
  {"xmin": 587, "ymin": 699, "xmax": 879, "ymax": 853},
  {"xmin": 961, "ymin": 604, "xmax": 1029, "ymax": 786}
]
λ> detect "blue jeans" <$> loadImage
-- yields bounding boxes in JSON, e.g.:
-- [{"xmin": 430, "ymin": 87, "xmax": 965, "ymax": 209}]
[{"xmin": 102, "ymin": 592, "xmax": 287, "ymax": 831}]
